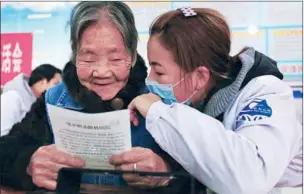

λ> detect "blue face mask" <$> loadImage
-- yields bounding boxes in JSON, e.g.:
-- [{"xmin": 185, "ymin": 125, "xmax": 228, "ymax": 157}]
[{"xmin": 145, "ymin": 76, "xmax": 197, "ymax": 105}]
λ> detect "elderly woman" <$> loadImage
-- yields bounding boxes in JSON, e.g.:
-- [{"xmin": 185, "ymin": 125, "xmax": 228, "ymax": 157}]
[{"xmin": 0, "ymin": 2, "xmax": 190, "ymax": 192}]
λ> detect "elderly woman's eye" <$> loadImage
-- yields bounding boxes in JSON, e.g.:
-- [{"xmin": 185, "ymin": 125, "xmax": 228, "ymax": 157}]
[
  {"xmin": 111, "ymin": 59, "xmax": 123, "ymax": 62},
  {"xmin": 76, "ymin": 60, "xmax": 95, "ymax": 67}
]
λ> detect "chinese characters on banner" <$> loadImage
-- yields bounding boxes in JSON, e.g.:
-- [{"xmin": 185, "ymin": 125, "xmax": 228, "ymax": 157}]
[
  {"xmin": 278, "ymin": 64, "xmax": 302, "ymax": 75},
  {"xmin": 278, "ymin": 63, "xmax": 303, "ymax": 80},
  {"xmin": 1, "ymin": 33, "xmax": 33, "ymax": 85}
]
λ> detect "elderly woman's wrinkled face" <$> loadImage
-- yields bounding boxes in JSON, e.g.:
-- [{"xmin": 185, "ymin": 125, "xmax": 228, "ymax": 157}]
[{"xmin": 76, "ymin": 21, "xmax": 132, "ymax": 101}]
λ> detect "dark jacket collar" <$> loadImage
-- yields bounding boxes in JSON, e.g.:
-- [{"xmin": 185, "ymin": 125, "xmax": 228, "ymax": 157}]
[{"xmin": 199, "ymin": 48, "xmax": 283, "ymax": 120}]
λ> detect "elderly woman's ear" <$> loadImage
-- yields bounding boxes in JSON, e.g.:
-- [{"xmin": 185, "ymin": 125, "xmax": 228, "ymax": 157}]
[{"xmin": 131, "ymin": 52, "xmax": 138, "ymax": 68}]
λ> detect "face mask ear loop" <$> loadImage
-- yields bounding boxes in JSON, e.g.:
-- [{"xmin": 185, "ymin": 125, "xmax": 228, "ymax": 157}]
[
  {"xmin": 173, "ymin": 73, "xmax": 191, "ymax": 87},
  {"xmin": 184, "ymin": 89, "xmax": 198, "ymax": 103}
]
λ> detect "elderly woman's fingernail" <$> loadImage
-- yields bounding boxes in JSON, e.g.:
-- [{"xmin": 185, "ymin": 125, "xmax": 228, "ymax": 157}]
[
  {"xmin": 108, "ymin": 156, "xmax": 114, "ymax": 164},
  {"xmin": 73, "ymin": 157, "xmax": 85, "ymax": 166}
]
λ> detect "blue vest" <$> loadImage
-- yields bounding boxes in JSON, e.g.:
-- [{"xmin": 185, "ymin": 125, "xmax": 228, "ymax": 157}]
[{"xmin": 45, "ymin": 82, "xmax": 161, "ymax": 185}]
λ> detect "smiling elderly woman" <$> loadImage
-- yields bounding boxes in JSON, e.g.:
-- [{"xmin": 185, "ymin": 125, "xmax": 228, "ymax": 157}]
[{"xmin": 0, "ymin": 2, "xmax": 190, "ymax": 192}]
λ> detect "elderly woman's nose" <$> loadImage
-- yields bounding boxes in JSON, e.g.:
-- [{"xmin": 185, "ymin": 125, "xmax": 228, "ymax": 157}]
[{"xmin": 92, "ymin": 66, "xmax": 111, "ymax": 78}]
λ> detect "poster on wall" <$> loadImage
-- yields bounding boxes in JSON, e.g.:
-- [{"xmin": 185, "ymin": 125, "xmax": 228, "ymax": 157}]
[{"xmin": 1, "ymin": 33, "xmax": 33, "ymax": 86}]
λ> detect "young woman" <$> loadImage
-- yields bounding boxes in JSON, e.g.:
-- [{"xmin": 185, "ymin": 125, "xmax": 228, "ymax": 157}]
[{"xmin": 127, "ymin": 7, "xmax": 302, "ymax": 194}]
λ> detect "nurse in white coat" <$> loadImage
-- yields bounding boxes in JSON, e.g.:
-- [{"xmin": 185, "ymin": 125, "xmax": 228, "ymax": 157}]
[{"xmin": 128, "ymin": 7, "xmax": 303, "ymax": 194}]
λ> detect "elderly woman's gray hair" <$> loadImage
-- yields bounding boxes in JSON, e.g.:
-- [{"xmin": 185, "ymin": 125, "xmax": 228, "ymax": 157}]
[{"xmin": 69, "ymin": 1, "xmax": 138, "ymax": 63}]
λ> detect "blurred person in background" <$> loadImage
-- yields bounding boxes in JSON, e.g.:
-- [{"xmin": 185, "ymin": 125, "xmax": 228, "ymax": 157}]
[{"xmin": 1, "ymin": 64, "xmax": 62, "ymax": 136}]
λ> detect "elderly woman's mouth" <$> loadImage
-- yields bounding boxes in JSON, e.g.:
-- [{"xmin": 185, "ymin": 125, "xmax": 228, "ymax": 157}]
[{"xmin": 92, "ymin": 82, "xmax": 113, "ymax": 86}]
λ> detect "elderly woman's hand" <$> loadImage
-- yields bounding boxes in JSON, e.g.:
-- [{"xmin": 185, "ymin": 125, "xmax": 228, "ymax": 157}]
[
  {"xmin": 128, "ymin": 93, "xmax": 161, "ymax": 126},
  {"xmin": 109, "ymin": 147, "xmax": 171, "ymax": 189},
  {"xmin": 27, "ymin": 144, "xmax": 85, "ymax": 190}
]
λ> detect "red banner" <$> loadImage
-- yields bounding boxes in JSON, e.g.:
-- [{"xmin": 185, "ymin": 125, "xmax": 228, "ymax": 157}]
[{"xmin": 1, "ymin": 33, "xmax": 33, "ymax": 85}]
